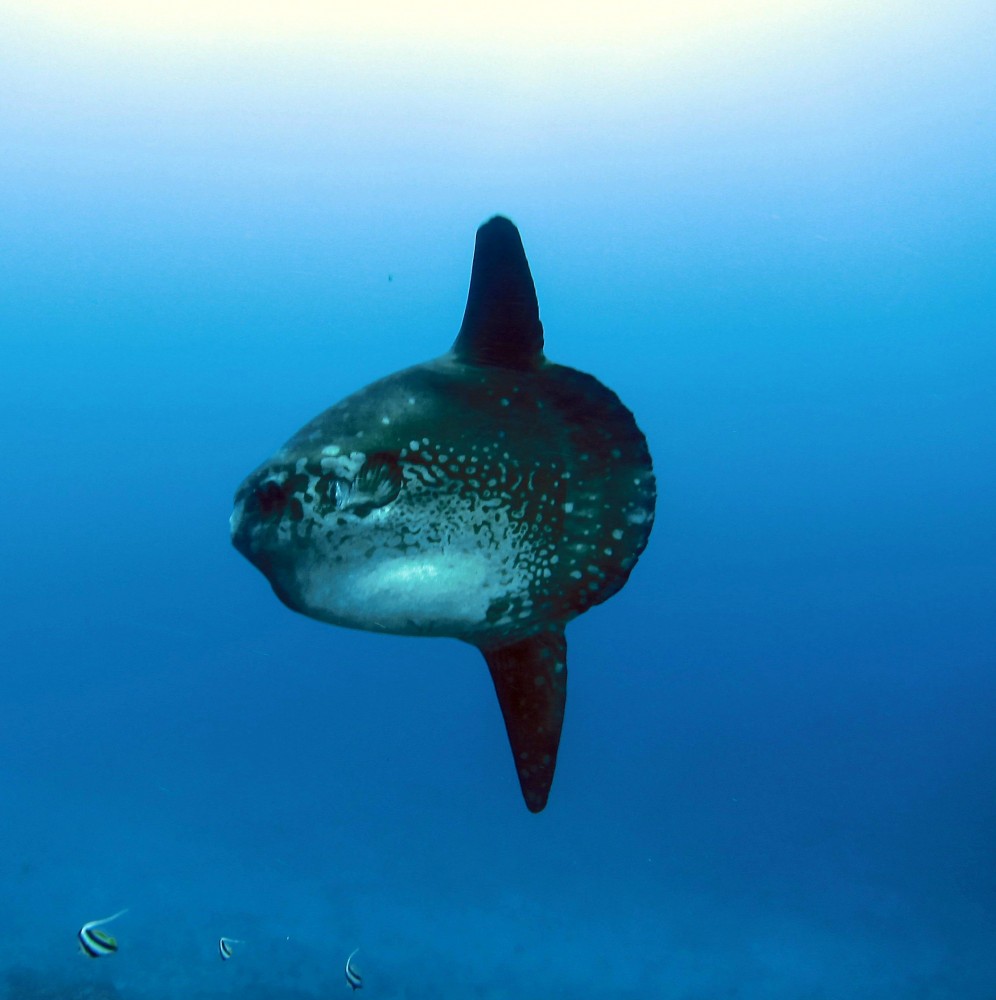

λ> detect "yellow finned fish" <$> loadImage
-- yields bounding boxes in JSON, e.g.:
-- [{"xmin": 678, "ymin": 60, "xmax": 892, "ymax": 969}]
[{"xmin": 78, "ymin": 909, "xmax": 128, "ymax": 958}]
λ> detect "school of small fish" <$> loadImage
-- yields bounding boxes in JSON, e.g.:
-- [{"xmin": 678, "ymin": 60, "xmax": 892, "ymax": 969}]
[{"xmin": 76, "ymin": 911, "xmax": 363, "ymax": 989}]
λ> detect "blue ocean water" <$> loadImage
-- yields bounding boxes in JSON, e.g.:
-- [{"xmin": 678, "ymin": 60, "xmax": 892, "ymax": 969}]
[{"xmin": 2, "ymin": 3, "xmax": 994, "ymax": 998}]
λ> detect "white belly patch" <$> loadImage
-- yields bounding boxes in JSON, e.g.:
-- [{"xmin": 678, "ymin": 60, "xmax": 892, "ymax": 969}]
[{"xmin": 300, "ymin": 550, "xmax": 500, "ymax": 634}]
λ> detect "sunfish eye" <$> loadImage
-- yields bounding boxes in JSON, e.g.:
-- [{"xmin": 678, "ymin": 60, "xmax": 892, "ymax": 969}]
[{"xmin": 333, "ymin": 452, "xmax": 403, "ymax": 516}]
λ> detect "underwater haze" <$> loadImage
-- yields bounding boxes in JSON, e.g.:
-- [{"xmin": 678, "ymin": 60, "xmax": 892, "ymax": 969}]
[{"xmin": 2, "ymin": 1, "xmax": 995, "ymax": 997}]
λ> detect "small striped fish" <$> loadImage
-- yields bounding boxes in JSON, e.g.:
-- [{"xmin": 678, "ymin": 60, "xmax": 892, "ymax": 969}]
[
  {"xmin": 218, "ymin": 937, "xmax": 243, "ymax": 961},
  {"xmin": 344, "ymin": 948, "xmax": 362, "ymax": 991},
  {"xmin": 78, "ymin": 909, "xmax": 128, "ymax": 958}
]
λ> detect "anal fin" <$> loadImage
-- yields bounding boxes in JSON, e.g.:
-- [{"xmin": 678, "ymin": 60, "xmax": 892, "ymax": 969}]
[{"xmin": 481, "ymin": 630, "xmax": 567, "ymax": 813}]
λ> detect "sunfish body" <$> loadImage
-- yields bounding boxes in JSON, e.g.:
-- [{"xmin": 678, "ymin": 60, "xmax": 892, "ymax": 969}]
[{"xmin": 231, "ymin": 217, "xmax": 655, "ymax": 811}]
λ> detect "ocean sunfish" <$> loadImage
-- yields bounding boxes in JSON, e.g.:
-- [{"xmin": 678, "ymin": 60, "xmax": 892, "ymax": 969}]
[{"xmin": 230, "ymin": 217, "xmax": 655, "ymax": 811}]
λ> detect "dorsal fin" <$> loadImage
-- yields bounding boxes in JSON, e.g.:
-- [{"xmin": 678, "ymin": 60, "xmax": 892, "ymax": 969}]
[{"xmin": 452, "ymin": 216, "xmax": 545, "ymax": 371}]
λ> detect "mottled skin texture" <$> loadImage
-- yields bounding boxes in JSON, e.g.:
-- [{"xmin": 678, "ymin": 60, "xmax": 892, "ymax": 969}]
[
  {"xmin": 232, "ymin": 357, "xmax": 653, "ymax": 645},
  {"xmin": 231, "ymin": 217, "xmax": 655, "ymax": 811}
]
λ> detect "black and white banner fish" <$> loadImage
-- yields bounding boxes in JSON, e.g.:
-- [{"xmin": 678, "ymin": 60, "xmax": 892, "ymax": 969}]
[
  {"xmin": 344, "ymin": 948, "xmax": 362, "ymax": 990},
  {"xmin": 218, "ymin": 936, "xmax": 243, "ymax": 960},
  {"xmin": 78, "ymin": 909, "xmax": 128, "ymax": 958}
]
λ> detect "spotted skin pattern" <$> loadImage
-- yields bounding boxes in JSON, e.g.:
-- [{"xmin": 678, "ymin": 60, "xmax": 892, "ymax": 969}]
[{"xmin": 232, "ymin": 217, "xmax": 655, "ymax": 811}]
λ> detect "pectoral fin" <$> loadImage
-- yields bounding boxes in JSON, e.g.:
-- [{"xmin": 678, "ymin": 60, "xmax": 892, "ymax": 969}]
[{"xmin": 481, "ymin": 630, "xmax": 567, "ymax": 813}]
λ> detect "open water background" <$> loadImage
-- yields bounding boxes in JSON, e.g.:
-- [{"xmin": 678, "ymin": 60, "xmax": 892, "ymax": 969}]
[{"xmin": 2, "ymin": 2, "xmax": 994, "ymax": 997}]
